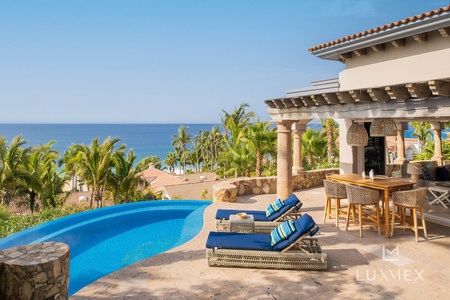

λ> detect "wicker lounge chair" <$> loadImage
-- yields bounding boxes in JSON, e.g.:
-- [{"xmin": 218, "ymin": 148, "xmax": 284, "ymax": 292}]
[
  {"xmin": 206, "ymin": 214, "xmax": 327, "ymax": 270},
  {"xmin": 215, "ymin": 194, "xmax": 303, "ymax": 233}
]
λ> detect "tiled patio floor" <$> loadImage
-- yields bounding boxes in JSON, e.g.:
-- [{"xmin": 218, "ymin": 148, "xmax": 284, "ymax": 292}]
[{"xmin": 71, "ymin": 187, "xmax": 450, "ymax": 299}]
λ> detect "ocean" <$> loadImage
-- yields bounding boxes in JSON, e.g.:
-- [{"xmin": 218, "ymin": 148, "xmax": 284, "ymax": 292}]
[
  {"xmin": 0, "ymin": 123, "xmax": 445, "ymax": 165},
  {"xmin": 0, "ymin": 124, "xmax": 220, "ymax": 164}
]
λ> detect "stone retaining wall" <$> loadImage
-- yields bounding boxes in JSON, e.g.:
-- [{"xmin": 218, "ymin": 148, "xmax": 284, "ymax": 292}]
[
  {"xmin": 0, "ymin": 242, "xmax": 70, "ymax": 300},
  {"xmin": 213, "ymin": 168, "xmax": 339, "ymax": 202}
]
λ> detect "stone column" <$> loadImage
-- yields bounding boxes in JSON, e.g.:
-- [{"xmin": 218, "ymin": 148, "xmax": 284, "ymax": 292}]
[
  {"xmin": 292, "ymin": 122, "xmax": 306, "ymax": 174},
  {"xmin": 431, "ymin": 122, "xmax": 444, "ymax": 164},
  {"xmin": 395, "ymin": 121, "xmax": 408, "ymax": 163},
  {"xmin": 276, "ymin": 121, "xmax": 294, "ymax": 200},
  {"xmin": 0, "ymin": 242, "xmax": 70, "ymax": 300}
]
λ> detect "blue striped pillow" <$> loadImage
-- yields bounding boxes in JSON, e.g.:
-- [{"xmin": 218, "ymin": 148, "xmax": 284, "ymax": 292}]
[
  {"xmin": 270, "ymin": 220, "xmax": 297, "ymax": 246},
  {"xmin": 265, "ymin": 199, "xmax": 284, "ymax": 217}
]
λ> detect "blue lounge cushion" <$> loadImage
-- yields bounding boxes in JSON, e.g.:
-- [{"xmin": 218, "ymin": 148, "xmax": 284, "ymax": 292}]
[
  {"xmin": 270, "ymin": 220, "xmax": 296, "ymax": 246},
  {"xmin": 215, "ymin": 194, "xmax": 302, "ymax": 222},
  {"xmin": 265, "ymin": 199, "xmax": 284, "ymax": 217},
  {"xmin": 267, "ymin": 194, "xmax": 302, "ymax": 221},
  {"xmin": 272, "ymin": 213, "xmax": 318, "ymax": 251},
  {"xmin": 206, "ymin": 213, "xmax": 319, "ymax": 252},
  {"xmin": 205, "ymin": 232, "xmax": 273, "ymax": 251},
  {"xmin": 436, "ymin": 166, "xmax": 450, "ymax": 181},
  {"xmin": 215, "ymin": 209, "xmax": 269, "ymax": 221}
]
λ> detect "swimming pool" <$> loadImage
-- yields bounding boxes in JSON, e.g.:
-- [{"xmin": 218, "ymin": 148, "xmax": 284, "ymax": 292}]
[{"xmin": 0, "ymin": 200, "xmax": 211, "ymax": 296}]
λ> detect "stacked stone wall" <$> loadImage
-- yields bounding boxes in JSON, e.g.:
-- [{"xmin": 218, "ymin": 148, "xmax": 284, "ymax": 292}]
[{"xmin": 213, "ymin": 168, "xmax": 339, "ymax": 202}]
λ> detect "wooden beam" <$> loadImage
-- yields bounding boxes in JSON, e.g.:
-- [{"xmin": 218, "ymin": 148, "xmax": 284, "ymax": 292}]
[
  {"xmin": 311, "ymin": 94, "xmax": 328, "ymax": 105},
  {"xmin": 339, "ymin": 52, "xmax": 352, "ymax": 61},
  {"xmin": 353, "ymin": 48, "xmax": 367, "ymax": 57},
  {"xmin": 391, "ymin": 39, "xmax": 405, "ymax": 48},
  {"xmin": 412, "ymin": 33, "xmax": 428, "ymax": 43},
  {"xmin": 350, "ymin": 90, "xmax": 372, "ymax": 102},
  {"xmin": 264, "ymin": 100, "xmax": 277, "ymax": 109},
  {"xmin": 273, "ymin": 99, "xmax": 284, "ymax": 109},
  {"xmin": 370, "ymin": 44, "xmax": 385, "ymax": 52},
  {"xmin": 291, "ymin": 97, "xmax": 304, "ymax": 108},
  {"xmin": 336, "ymin": 92, "xmax": 355, "ymax": 104},
  {"xmin": 429, "ymin": 80, "xmax": 450, "ymax": 96},
  {"xmin": 322, "ymin": 93, "xmax": 340, "ymax": 105},
  {"xmin": 301, "ymin": 97, "xmax": 316, "ymax": 107},
  {"xmin": 406, "ymin": 83, "xmax": 432, "ymax": 99},
  {"xmin": 385, "ymin": 86, "xmax": 411, "ymax": 100},
  {"xmin": 281, "ymin": 98, "xmax": 295, "ymax": 108},
  {"xmin": 438, "ymin": 27, "xmax": 450, "ymax": 37},
  {"xmin": 367, "ymin": 88, "xmax": 390, "ymax": 101}
]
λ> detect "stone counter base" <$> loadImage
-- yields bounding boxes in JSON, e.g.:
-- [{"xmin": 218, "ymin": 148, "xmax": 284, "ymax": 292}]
[{"xmin": 0, "ymin": 242, "xmax": 70, "ymax": 300}]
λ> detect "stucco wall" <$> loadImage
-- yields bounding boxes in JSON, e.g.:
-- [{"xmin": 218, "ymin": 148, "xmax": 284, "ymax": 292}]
[{"xmin": 339, "ymin": 31, "xmax": 450, "ymax": 90}]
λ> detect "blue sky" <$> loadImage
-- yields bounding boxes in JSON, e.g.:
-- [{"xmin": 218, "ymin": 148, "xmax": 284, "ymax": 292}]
[{"xmin": 1, "ymin": 0, "xmax": 448, "ymax": 124}]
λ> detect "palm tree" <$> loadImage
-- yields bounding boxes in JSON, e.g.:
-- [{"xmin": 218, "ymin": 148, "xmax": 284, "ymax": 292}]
[
  {"xmin": 410, "ymin": 122, "xmax": 432, "ymax": 153},
  {"xmin": 108, "ymin": 149, "xmax": 143, "ymax": 204},
  {"xmin": 242, "ymin": 119, "xmax": 277, "ymax": 176},
  {"xmin": 171, "ymin": 125, "xmax": 192, "ymax": 174},
  {"xmin": 164, "ymin": 152, "xmax": 177, "ymax": 173},
  {"xmin": 70, "ymin": 137, "xmax": 125, "ymax": 208},
  {"xmin": 321, "ymin": 119, "xmax": 338, "ymax": 165},
  {"xmin": 22, "ymin": 141, "xmax": 61, "ymax": 212},
  {"xmin": 135, "ymin": 156, "xmax": 162, "ymax": 173},
  {"xmin": 302, "ymin": 128, "xmax": 327, "ymax": 168},
  {"xmin": 0, "ymin": 135, "xmax": 32, "ymax": 206}
]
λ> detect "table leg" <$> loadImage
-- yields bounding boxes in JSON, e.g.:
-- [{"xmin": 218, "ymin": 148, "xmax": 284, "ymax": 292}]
[{"xmin": 384, "ymin": 189, "xmax": 390, "ymax": 238}]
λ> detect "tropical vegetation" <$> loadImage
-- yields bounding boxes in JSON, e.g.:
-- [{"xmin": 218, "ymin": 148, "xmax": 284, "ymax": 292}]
[{"xmin": 0, "ymin": 103, "xmax": 341, "ymax": 237}]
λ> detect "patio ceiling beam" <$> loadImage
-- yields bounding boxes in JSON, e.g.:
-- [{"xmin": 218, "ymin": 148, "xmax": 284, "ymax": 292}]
[
  {"xmin": 406, "ymin": 83, "xmax": 432, "ymax": 98},
  {"xmin": 367, "ymin": 88, "xmax": 391, "ymax": 101},
  {"xmin": 336, "ymin": 91, "xmax": 355, "ymax": 104},
  {"xmin": 302, "ymin": 97, "xmax": 316, "ymax": 106},
  {"xmin": 311, "ymin": 94, "xmax": 328, "ymax": 105},
  {"xmin": 385, "ymin": 86, "xmax": 411, "ymax": 100},
  {"xmin": 429, "ymin": 80, "xmax": 450, "ymax": 96},
  {"xmin": 350, "ymin": 90, "xmax": 372, "ymax": 102},
  {"xmin": 266, "ymin": 97, "xmax": 450, "ymax": 121},
  {"xmin": 323, "ymin": 93, "xmax": 341, "ymax": 105}
]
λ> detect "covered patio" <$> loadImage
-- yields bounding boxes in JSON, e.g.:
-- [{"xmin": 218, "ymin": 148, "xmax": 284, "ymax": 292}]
[{"xmin": 264, "ymin": 6, "xmax": 450, "ymax": 213}]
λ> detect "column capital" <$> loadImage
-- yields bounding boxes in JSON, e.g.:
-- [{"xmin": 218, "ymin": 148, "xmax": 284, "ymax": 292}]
[
  {"xmin": 430, "ymin": 121, "xmax": 443, "ymax": 130},
  {"xmin": 292, "ymin": 122, "xmax": 307, "ymax": 132},
  {"xmin": 275, "ymin": 120, "xmax": 294, "ymax": 133}
]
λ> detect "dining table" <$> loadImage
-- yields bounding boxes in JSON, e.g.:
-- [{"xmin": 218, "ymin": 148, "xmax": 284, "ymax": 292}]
[{"xmin": 327, "ymin": 173, "xmax": 414, "ymax": 238}]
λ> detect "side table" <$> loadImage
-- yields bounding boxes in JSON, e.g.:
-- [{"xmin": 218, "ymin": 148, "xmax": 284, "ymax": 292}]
[{"xmin": 229, "ymin": 214, "xmax": 254, "ymax": 233}]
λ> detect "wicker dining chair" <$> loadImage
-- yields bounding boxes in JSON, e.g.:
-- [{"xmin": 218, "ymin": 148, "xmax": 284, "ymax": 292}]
[
  {"xmin": 390, "ymin": 187, "xmax": 428, "ymax": 242},
  {"xmin": 323, "ymin": 180, "xmax": 348, "ymax": 228},
  {"xmin": 345, "ymin": 184, "xmax": 381, "ymax": 237}
]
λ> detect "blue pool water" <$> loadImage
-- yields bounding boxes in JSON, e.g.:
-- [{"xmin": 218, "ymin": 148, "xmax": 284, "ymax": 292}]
[{"xmin": 0, "ymin": 200, "xmax": 211, "ymax": 296}]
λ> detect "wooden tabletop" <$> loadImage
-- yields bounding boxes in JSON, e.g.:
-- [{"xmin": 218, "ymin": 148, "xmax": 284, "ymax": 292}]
[{"xmin": 327, "ymin": 174, "xmax": 414, "ymax": 190}]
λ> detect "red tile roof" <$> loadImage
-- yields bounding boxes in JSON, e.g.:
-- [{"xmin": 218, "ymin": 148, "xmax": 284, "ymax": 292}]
[{"xmin": 308, "ymin": 5, "xmax": 450, "ymax": 52}]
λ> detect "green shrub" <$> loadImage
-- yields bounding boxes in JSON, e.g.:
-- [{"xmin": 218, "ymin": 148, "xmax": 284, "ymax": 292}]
[{"xmin": 0, "ymin": 205, "xmax": 88, "ymax": 239}]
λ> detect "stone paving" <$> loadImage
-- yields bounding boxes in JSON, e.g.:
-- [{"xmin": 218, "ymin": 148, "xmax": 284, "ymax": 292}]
[{"xmin": 71, "ymin": 187, "xmax": 450, "ymax": 299}]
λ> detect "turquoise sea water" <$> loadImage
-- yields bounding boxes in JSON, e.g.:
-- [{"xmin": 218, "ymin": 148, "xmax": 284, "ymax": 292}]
[{"xmin": 0, "ymin": 124, "xmax": 219, "ymax": 163}]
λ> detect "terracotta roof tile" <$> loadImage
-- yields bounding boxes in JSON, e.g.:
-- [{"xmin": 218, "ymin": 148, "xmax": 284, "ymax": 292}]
[{"xmin": 309, "ymin": 5, "xmax": 450, "ymax": 52}]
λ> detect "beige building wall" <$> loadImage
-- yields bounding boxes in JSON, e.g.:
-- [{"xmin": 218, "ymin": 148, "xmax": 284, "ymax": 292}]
[{"xmin": 339, "ymin": 31, "xmax": 450, "ymax": 90}]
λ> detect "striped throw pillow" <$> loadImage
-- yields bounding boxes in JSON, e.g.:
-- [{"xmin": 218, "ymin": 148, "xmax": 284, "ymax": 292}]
[
  {"xmin": 265, "ymin": 199, "xmax": 285, "ymax": 217},
  {"xmin": 270, "ymin": 219, "xmax": 297, "ymax": 246}
]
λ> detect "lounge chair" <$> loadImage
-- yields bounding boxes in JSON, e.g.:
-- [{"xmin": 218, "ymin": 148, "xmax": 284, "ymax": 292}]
[
  {"xmin": 215, "ymin": 194, "xmax": 303, "ymax": 233},
  {"xmin": 206, "ymin": 213, "xmax": 327, "ymax": 270}
]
